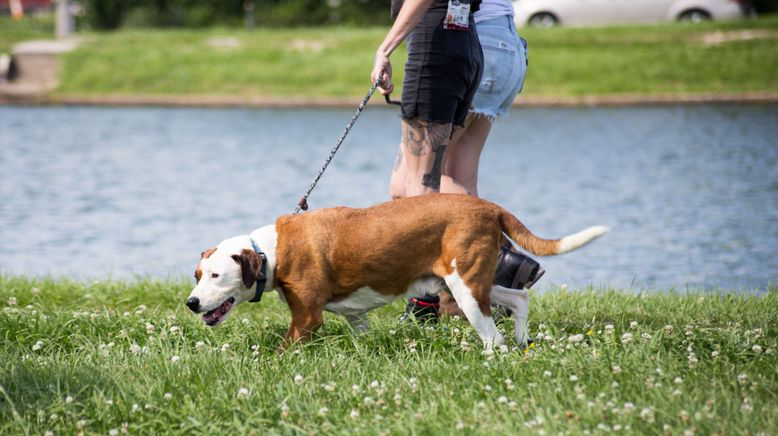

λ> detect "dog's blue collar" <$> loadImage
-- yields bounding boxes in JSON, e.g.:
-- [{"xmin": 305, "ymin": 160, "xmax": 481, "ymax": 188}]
[{"xmin": 249, "ymin": 238, "xmax": 268, "ymax": 303}]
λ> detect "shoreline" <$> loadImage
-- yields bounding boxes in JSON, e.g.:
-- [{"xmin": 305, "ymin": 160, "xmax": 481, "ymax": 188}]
[{"xmin": 2, "ymin": 91, "xmax": 777, "ymax": 108}]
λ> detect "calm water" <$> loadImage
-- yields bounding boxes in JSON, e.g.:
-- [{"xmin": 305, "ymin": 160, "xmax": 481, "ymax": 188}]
[{"xmin": 1, "ymin": 104, "xmax": 777, "ymax": 291}]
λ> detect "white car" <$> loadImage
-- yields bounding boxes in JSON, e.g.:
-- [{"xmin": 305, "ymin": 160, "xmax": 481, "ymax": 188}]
[{"xmin": 513, "ymin": 0, "xmax": 748, "ymax": 27}]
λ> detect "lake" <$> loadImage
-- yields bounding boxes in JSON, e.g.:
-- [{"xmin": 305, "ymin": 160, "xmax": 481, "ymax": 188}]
[{"xmin": 1, "ymin": 103, "xmax": 776, "ymax": 292}]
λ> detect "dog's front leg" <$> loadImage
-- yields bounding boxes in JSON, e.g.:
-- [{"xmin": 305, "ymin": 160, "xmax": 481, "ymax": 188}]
[{"xmin": 279, "ymin": 307, "xmax": 324, "ymax": 351}]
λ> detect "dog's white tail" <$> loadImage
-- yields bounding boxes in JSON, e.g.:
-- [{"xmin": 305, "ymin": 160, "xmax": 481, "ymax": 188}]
[
  {"xmin": 498, "ymin": 208, "xmax": 608, "ymax": 256},
  {"xmin": 557, "ymin": 225, "xmax": 609, "ymax": 254}
]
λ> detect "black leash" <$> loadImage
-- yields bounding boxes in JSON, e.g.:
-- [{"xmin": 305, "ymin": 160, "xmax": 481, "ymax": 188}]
[{"xmin": 295, "ymin": 78, "xmax": 397, "ymax": 214}]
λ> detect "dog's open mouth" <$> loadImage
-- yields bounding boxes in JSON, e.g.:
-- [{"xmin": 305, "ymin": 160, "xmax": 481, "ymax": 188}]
[{"xmin": 203, "ymin": 297, "xmax": 235, "ymax": 326}]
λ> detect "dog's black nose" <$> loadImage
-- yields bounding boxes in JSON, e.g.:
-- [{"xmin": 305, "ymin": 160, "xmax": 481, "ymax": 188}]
[{"xmin": 186, "ymin": 297, "xmax": 200, "ymax": 312}]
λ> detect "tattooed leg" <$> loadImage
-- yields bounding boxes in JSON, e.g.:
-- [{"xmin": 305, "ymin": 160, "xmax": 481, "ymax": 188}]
[
  {"xmin": 399, "ymin": 119, "xmax": 453, "ymax": 197},
  {"xmin": 389, "ymin": 144, "xmax": 407, "ymax": 199},
  {"xmin": 422, "ymin": 143, "xmax": 447, "ymax": 190}
]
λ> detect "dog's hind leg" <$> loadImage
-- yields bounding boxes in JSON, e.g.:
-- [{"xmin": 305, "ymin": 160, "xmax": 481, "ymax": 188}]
[
  {"xmin": 490, "ymin": 285, "xmax": 530, "ymax": 348},
  {"xmin": 344, "ymin": 312, "xmax": 370, "ymax": 334},
  {"xmin": 444, "ymin": 270, "xmax": 504, "ymax": 350}
]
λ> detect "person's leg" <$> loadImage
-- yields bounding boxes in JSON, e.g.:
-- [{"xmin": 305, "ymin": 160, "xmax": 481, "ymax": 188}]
[
  {"xmin": 389, "ymin": 118, "xmax": 453, "ymax": 199},
  {"xmin": 440, "ymin": 114, "xmax": 492, "ymax": 196}
]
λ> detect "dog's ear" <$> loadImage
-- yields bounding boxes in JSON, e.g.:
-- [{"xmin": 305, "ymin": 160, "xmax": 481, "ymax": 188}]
[
  {"xmin": 201, "ymin": 247, "xmax": 217, "ymax": 259},
  {"xmin": 232, "ymin": 249, "xmax": 263, "ymax": 289}
]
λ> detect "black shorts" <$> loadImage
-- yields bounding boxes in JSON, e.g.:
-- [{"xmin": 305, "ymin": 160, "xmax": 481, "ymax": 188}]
[{"xmin": 401, "ymin": 9, "xmax": 484, "ymax": 127}]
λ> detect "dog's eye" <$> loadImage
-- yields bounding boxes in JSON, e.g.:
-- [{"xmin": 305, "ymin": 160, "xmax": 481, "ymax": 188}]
[{"xmin": 211, "ymin": 273, "xmax": 220, "ymax": 279}]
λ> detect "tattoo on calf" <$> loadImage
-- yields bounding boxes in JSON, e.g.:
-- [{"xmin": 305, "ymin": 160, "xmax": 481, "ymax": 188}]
[
  {"xmin": 422, "ymin": 143, "xmax": 447, "ymax": 190},
  {"xmin": 402, "ymin": 121, "xmax": 452, "ymax": 158},
  {"xmin": 393, "ymin": 148, "xmax": 404, "ymax": 172}
]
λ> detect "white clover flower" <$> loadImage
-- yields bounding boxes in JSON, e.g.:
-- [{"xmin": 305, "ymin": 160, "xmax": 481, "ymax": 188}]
[
  {"xmin": 499, "ymin": 344, "xmax": 510, "ymax": 354},
  {"xmin": 569, "ymin": 375, "xmax": 579, "ymax": 382},
  {"xmin": 621, "ymin": 333, "xmax": 633, "ymax": 344},
  {"xmin": 135, "ymin": 305, "xmax": 147, "ymax": 315},
  {"xmin": 688, "ymin": 354, "xmax": 699, "ymax": 367},
  {"xmin": 641, "ymin": 333, "xmax": 653, "ymax": 341},
  {"xmin": 456, "ymin": 421, "xmax": 465, "ymax": 430},
  {"xmin": 630, "ymin": 321, "xmax": 638, "ymax": 329},
  {"xmin": 664, "ymin": 325, "xmax": 674, "ymax": 333},
  {"xmin": 569, "ymin": 334, "xmax": 584, "ymax": 343},
  {"xmin": 497, "ymin": 396, "xmax": 508, "ymax": 404},
  {"xmin": 363, "ymin": 396, "xmax": 374, "ymax": 406},
  {"xmin": 164, "ymin": 393, "xmax": 172, "ymax": 401},
  {"xmin": 242, "ymin": 318, "xmax": 250, "ymax": 325},
  {"xmin": 408, "ymin": 377, "xmax": 418, "ymax": 385},
  {"xmin": 639, "ymin": 407, "xmax": 655, "ymax": 423},
  {"xmin": 737, "ymin": 373, "xmax": 748, "ymax": 384},
  {"xmin": 484, "ymin": 384, "xmax": 492, "ymax": 391},
  {"xmin": 106, "ymin": 399, "xmax": 114, "ymax": 406},
  {"xmin": 294, "ymin": 374, "xmax": 304, "ymax": 384},
  {"xmin": 132, "ymin": 403, "xmax": 140, "ymax": 413},
  {"xmin": 623, "ymin": 402, "xmax": 635, "ymax": 413},
  {"xmin": 482, "ymin": 348, "xmax": 495, "ymax": 357},
  {"xmin": 237, "ymin": 387, "xmax": 249, "ymax": 399},
  {"xmin": 65, "ymin": 395, "xmax": 74, "ymax": 403},
  {"xmin": 612, "ymin": 365, "xmax": 622, "ymax": 375},
  {"xmin": 370, "ymin": 380, "xmax": 380, "ymax": 389},
  {"xmin": 674, "ymin": 377, "xmax": 683, "ymax": 385},
  {"xmin": 7, "ymin": 297, "xmax": 17, "ymax": 306},
  {"xmin": 129, "ymin": 343, "xmax": 142, "ymax": 354},
  {"xmin": 711, "ymin": 350, "xmax": 720, "ymax": 358},
  {"xmin": 543, "ymin": 370, "xmax": 552, "ymax": 377},
  {"xmin": 171, "ymin": 355, "xmax": 180, "ymax": 363},
  {"xmin": 170, "ymin": 326, "xmax": 180, "ymax": 333},
  {"xmin": 604, "ymin": 323, "xmax": 614, "ymax": 333},
  {"xmin": 50, "ymin": 413, "xmax": 59, "ymax": 420},
  {"xmin": 221, "ymin": 343, "xmax": 230, "ymax": 352},
  {"xmin": 32, "ymin": 340, "xmax": 44, "ymax": 351},
  {"xmin": 318, "ymin": 407, "xmax": 329, "ymax": 416},
  {"xmin": 146, "ymin": 323, "xmax": 155, "ymax": 333},
  {"xmin": 350, "ymin": 409, "xmax": 359, "ymax": 419},
  {"xmin": 195, "ymin": 341, "xmax": 205, "ymax": 349},
  {"xmin": 673, "ymin": 389, "xmax": 682, "ymax": 396},
  {"xmin": 752, "ymin": 345, "xmax": 763, "ymax": 354},
  {"xmin": 741, "ymin": 398, "xmax": 753, "ymax": 413},
  {"xmin": 323, "ymin": 383, "xmax": 336, "ymax": 392},
  {"xmin": 109, "ymin": 429, "xmax": 119, "ymax": 436}
]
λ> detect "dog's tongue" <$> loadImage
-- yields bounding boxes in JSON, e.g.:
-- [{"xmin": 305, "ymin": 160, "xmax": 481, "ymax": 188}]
[{"xmin": 203, "ymin": 298, "xmax": 234, "ymax": 326}]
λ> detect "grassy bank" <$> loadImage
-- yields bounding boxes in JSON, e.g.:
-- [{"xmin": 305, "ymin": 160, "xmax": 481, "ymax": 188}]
[
  {"xmin": 1, "ymin": 276, "xmax": 776, "ymax": 434},
  {"xmin": 55, "ymin": 17, "xmax": 778, "ymax": 98},
  {"xmin": 3, "ymin": 16, "xmax": 777, "ymax": 99}
]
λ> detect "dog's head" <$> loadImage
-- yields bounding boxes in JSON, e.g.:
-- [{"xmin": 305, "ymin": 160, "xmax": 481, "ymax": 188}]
[{"xmin": 186, "ymin": 236, "xmax": 265, "ymax": 326}]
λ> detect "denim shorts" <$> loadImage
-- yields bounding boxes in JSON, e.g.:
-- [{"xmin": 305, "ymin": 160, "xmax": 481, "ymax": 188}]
[
  {"xmin": 471, "ymin": 16, "xmax": 528, "ymax": 118},
  {"xmin": 401, "ymin": 9, "xmax": 484, "ymax": 127}
]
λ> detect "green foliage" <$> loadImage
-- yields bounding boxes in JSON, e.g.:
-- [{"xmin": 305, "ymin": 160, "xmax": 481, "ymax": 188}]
[
  {"xmin": 82, "ymin": 0, "xmax": 391, "ymax": 29},
  {"xmin": 1, "ymin": 276, "xmax": 777, "ymax": 434},
  {"xmin": 54, "ymin": 17, "xmax": 778, "ymax": 98}
]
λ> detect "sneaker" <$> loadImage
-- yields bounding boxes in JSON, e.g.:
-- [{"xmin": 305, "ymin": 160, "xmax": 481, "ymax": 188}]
[
  {"xmin": 494, "ymin": 245, "xmax": 545, "ymax": 289},
  {"xmin": 398, "ymin": 294, "xmax": 440, "ymax": 324}
]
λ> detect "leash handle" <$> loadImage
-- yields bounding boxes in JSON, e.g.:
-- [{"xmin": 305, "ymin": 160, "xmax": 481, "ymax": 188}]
[
  {"xmin": 384, "ymin": 94, "xmax": 401, "ymax": 106},
  {"xmin": 295, "ymin": 78, "xmax": 382, "ymax": 214}
]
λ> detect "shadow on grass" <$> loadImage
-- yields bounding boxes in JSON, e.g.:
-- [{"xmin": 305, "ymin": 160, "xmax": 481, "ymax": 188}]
[{"xmin": 0, "ymin": 362, "xmax": 116, "ymax": 428}]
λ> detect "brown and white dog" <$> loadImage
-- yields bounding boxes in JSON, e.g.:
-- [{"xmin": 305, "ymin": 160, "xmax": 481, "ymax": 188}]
[{"xmin": 186, "ymin": 194, "xmax": 607, "ymax": 349}]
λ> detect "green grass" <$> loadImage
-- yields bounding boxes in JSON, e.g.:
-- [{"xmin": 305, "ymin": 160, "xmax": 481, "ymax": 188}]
[
  {"xmin": 1, "ymin": 276, "xmax": 776, "ymax": 434},
  {"xmin": 50, "ymin": 17, "xmax": 778, "ymax": 98},
  {"xmin": 0, "ymin": 15, "xmax": 54, "ymax": 54}
]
